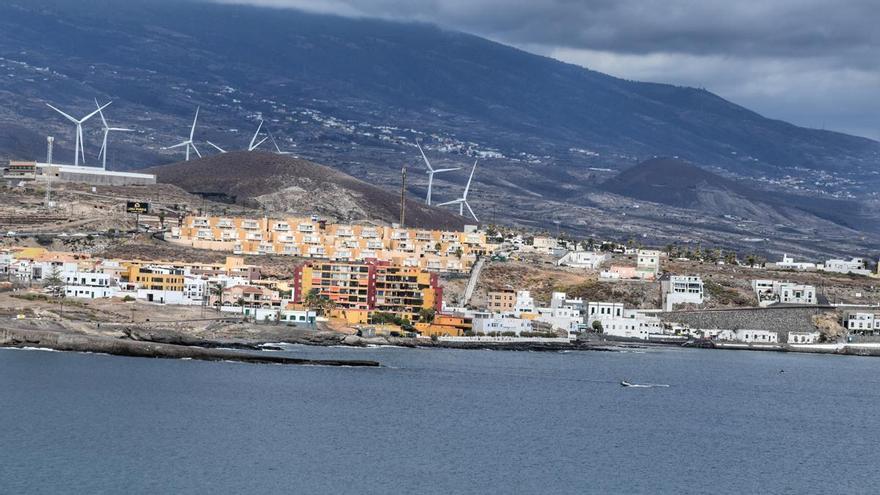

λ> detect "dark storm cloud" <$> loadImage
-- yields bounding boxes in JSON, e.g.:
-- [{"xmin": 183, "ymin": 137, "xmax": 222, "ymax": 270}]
[{"xmin": 213, "ymin": 0, "xmax": 880, "ymax": 139}]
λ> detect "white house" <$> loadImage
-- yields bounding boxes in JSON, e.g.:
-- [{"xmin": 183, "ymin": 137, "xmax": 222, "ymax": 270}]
[
  {"xmin": 514, "ymin": 290, "xmax": 536, "ymax": 316},
  {"xmin": 717, "ymin": 329, "xmax": 779, "ymax": 343},
  {"xmin": 844, "ymin": 312, "xmax": 880, "ymax": 334},
  {"xmin": 774, "ymin": 254, "xmax": 816, "ymax": 271},
  {"xmin": 787, "ymin": 331, "xmax": 820, "ymax": 344},
  {"xmin": 636, "ymin": 249, "xmax": 661, "ymax": 279},
  {"xmin": 472, "ymin": 315, "xmax": 533, "ymax": 335},
  {"xmin": 585, "ymin": 302, "xmax": 662, "ymax": 340},
  {"xmin": 777, "ymin": 283, "xmax": 816, "ymax": 305},
  {"xmin": 557, "ymin": 250, "xmax": 607, "ymax": 269},
  {"xmin": 820, "ymin": 258, "xmax": 871, "ymax": 276},
  {"xmin": 137, "ymin": 289, "xmax": 191, "ymax": 305},
  {"xmin": 662, "ymin": 275, "xmax": 704, "ymax": 311},
  {"xmin": 62, "ymin": 271, "xmax": 119, "ymax": 299}
]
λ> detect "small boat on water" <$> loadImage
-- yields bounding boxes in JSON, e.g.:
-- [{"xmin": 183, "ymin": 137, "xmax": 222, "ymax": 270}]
[{"xmin": 621, "ymin": 380, "xmax": 634, "ymax": 387}]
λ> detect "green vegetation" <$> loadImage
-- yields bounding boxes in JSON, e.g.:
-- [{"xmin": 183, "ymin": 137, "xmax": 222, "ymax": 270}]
[
  {"xmin": 370, "ymin": 312, "xmax": 414, "ymax": 331},
  {"xmin": 592, "ymin": 320, "xmax": 603, "ymax": 332},
  {"xmin": 418, "ymin": 307, "xmax": 436, "ymax": 324}
]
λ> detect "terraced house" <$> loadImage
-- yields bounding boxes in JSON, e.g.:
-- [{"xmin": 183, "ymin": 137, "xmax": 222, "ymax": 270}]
[{"xmin": 168, "ymin": 215, "xmax": 495, "ymax": 273}]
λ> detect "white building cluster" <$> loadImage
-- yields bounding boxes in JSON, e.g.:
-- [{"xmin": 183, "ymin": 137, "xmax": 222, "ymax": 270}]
[{"xmin": 751, "ymin": 280, "xmax": 817, "ymax": 306}]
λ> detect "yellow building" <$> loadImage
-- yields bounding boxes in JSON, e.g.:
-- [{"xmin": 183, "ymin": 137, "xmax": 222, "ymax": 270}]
[
  {"xmin": 123, "ymin": 264, "xmax": 185, "ymax": 291},
  {"xmin": 167, "ymin": 215, "xmax": 496, "ymax": 273}
]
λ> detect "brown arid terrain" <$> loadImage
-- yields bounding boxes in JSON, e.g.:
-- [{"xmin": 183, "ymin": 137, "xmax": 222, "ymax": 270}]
[
  {"xmin": 146, "ymin": 152, "xmax": 470, "ymax": 230},
  {"xmin": 452, "ymin": 252, "xmax": 880, "ymax": 310}
]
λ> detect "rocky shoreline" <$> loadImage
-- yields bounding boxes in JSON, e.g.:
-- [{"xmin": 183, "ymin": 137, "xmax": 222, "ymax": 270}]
[{"xmin": 0, "ymin": 327, "xmax": 381, "ymax": 367}]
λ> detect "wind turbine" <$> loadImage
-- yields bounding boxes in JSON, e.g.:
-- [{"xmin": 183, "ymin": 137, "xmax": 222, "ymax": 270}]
[
  {"xmin": 164, "ymin": 106, "xmax": 201, "ymax": 161},
  {"xmin": 206, "ymin": 141, "xmax": 226, "ymax": 153},
  {"xmin": 248, "ymin": 119, "xmax": 268, "ymax": 151},
  {"xmin": 437, "ymin": 160, "xmax": 479, "ymax": 222},
  {"xmin": 417, "ymin": 140, "xmax": 460, "ymax": 205},
  {"xmin": 46, "ymin": 100, "xmax": 111, "ymax": 166},
  {"xmin": 95, "ymin": 99, "xmax": 133, "ymax": 171}
]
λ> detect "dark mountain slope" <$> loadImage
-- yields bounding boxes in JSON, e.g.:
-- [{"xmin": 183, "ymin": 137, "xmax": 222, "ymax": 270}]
[
  {"xmin": 146, "ymin": 152, "xmax": 468, "ymax": 230},
  {"xmin": 603, "ymin": 158, "xmax": 879, "ymax": 232},
  {"xmin": 0, "ymin": 0, "xmax": 877, "ymax": 177}
]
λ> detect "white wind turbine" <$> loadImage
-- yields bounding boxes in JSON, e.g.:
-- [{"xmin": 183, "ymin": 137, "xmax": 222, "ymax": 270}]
[
  {"xmin": 46, "ymin": 100, "xmax": 111, "ymax": 166},
  {"xmin": 248, "ymin": 119, "xmax": 268, "ymax": 151},
  {"xmin": 164, "ymin": 106, "xmax": 201, "ymax": 161},
  {"xmin": 95, "ymin": 99, "xmax": 133, "ymax": 171},
  {"xmin": 417, "ymin": 140, "xmax": 460, "ymax": 205},
  {"xmin": 437, "ymin": 160, "xmax": 479, "ymax": 222}
]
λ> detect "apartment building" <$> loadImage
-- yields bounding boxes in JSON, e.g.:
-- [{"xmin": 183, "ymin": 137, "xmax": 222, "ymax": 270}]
[
  {"xmin": 168, "ymin": 215, "xmax": 496, "ymax": 273},
  {"xmin": 292, "ymin": 260, "xmax": 442, "ymax": 321},
  {"xmin": 487, "ymin": 289, "xmax": 516, "ymax": 313},
  {"xmin": 844, "ymin": 312, "xmax": 880, "ymax": 335},
  {"xmin": 661, "ymin": 275, "xmax": 704, "ymax": 311}
]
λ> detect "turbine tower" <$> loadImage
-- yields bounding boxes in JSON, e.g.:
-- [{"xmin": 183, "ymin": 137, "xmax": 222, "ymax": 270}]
[
  {"xmin": 248, "ymin": 119, "xmax": 268, "ymax": 151},
  {"xmin": 437, "ymin": 160, "xmax": 479, "ymax": 222},
  {"xmin": 164, "ymin": 106, "xmax": 201, "ymax": 161},
  {"xmin": 95, "ymin": 99, "xmax": 133, "ymax": 171},
  {"xmin": 417, "ymin": 140, "xmax": 460, "ymax": 205},
  {"xmin": 46, "ymin": 101, "xmax": 111, "ymax": 166}
]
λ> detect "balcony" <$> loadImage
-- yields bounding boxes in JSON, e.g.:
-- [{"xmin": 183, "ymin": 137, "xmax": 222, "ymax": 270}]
[
  {"xmin": 221, "ymin": 231, "xmax": 237, "ymax": 241},
  {"xmin": 273, "ymin": 222, "xmax": 290, "ymax": 232},
  {"xmin": 245, "ymin": 233, "xmax": 263, "ymax": 241},
  {"xmin": 308, "ymin": 246, "xmax": 326, "ymax": 257},
  {"xmin": 217, "ymin": 218, "xmax": 234, "ymax": 229},
  {"xmin": 361, "ymin": 228, "xmax": 379, "ymax": 239},
  {"xmin": 392, "ymin": 230, "xmax": 410, "ymax": 240},
  {"xmin": 283, "ymin": 245, "xmax": 301, "ymax": 255},
  {"xmin": 258, "ymin": 242, "xmax": 275, "ymax": 254},
  {"xmin": 242, "ymin": 220, "xmax": 260, "ymax": 230},
  {"xmin": 192, "ymin": 218, "xmax": 210, "ymax": 228},
  {"xmin": 298, "ymin": 223, "xmax": 314, "ymax": 233},
  {"xmin": 303, "ymin": 235, "xmax": 321, "ymax": 245},
  {"xmin": 336, "ymin": 227, "xmax": 354, "ymax": 237},
  {"xmin": 366, "ymin": 240, "xmax": 383, "ymax": 250}
]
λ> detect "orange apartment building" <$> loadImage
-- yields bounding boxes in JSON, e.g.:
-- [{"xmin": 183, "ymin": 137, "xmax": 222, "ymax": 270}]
[
  {"xmin": 292, "ymin": 259, "xmax": 442, "ymax": 322},
  {"xmin": 168, "ymin": 215, "xmax": 495, "ymax": 273}
]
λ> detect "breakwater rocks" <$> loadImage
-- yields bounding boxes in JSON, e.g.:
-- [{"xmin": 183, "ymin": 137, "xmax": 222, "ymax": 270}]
[{"xmin": 0, "ymin": 328, "xmax": 380, "ymax": 367}]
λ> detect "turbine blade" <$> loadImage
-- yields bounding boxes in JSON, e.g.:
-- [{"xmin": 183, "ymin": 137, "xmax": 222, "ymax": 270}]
[
  {"xmin": 81, "ymin": 101, "xmax": 111, "ymax": 123},
  {"xmin": 95, "ymin": 98, "xmax": 109, "ymax": 128},
  {"xmin": 46, "ymin": 103, "xmax": 78, "ymax": 123},
  {"xmin": 433, "ymin": 167, "xmax": 461, "ymax": 173},
  {"xmin": 191, "ymin": 142, "xmax": 202, "ymax": 158},
  {"xmin": 463, "ymin": 160, "xmax": 477, "ymax": 197},
  {"xmin": 249, "ymin": 119, "xmax": 264, "ymax": 149},
  {"xmin": 207, "ymin": 141, "xmax": 226, "ymax": 153},
  {"xmin": 464, "ymin": 201, "xmax": 478, "ymax": 222},
  {"xmin": 189, "ymin": 106, "xmax": 200, "ymax": 140},
  {"xmin": 164, "ymin": 141, "xmax": 189, "ymax": 150},
  {"xmin": 252, "ymin": 136, "xmax": 267, "ymax": 150},
  {"xmin": 436, "ymin": 199, "xmax": 462, "ymax": 207},
  {"xmin": 416, "ymin": 140, "xmax": 434, "ymax": 171}
]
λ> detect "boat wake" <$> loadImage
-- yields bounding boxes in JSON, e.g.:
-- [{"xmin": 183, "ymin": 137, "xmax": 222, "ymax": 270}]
[{"xmin": 621, "ymin": 380, "xmax": 669, "ymax": 388}]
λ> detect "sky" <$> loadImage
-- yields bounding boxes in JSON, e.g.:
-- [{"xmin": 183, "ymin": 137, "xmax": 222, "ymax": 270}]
[{"xmin": 214, "ymin": 0, "xmax": 880, "ymax": 140}]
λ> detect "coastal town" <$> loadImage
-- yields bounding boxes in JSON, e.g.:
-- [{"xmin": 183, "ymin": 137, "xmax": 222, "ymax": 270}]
[{"xmin": 3, "ymin": 198, "xmax": 879, "ymax": 355}]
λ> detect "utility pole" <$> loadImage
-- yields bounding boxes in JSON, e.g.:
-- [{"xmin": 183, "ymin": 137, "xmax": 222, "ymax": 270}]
[
  {"xmin": 45, "ymin": 136, "xmax": 54, "ymax": 207},
  {"xmin": 399, "ymin": 166, "xmax": 407, "ymax": 227}
]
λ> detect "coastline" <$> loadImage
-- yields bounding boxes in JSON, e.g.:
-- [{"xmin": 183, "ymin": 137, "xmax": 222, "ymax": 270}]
[{"xmin": 0, "ymin": 327, "xmax": 380, "ymax": 367}]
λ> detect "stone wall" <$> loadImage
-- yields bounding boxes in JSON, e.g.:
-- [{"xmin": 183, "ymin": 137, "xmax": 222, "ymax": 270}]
[{"xmin": 660, "ymin": 306, "xmax": 827, "ymax": 333}]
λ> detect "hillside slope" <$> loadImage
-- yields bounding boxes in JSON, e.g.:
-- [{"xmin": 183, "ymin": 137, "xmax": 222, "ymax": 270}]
[
  {"xmin": 602, "ymin": 158, "xmax": 879, "ymax": 233},
  {"xmin": 147, "ymin": 152, "xmax": 468, "ymax": 230}
]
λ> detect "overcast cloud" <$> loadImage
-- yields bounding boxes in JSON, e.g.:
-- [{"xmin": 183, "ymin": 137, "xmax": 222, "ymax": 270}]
[{"xmin": 214, "ymin": 0, "xmax": 880, "ymax": 139}]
